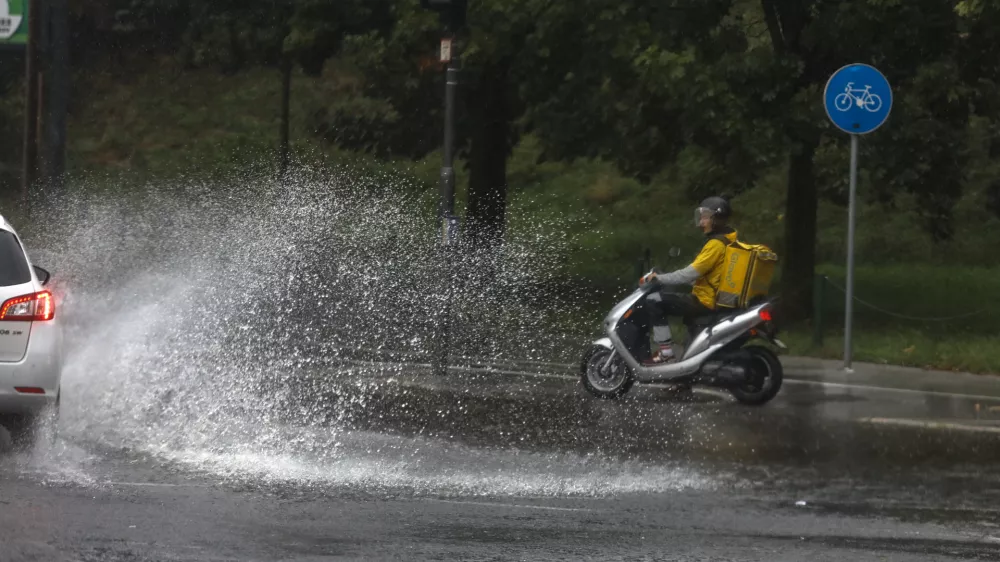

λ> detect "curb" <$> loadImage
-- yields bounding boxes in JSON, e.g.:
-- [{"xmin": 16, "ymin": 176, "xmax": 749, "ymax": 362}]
[{"xmin": 780, "ymin": 356, "xmax": 1000, "ymax": 399}]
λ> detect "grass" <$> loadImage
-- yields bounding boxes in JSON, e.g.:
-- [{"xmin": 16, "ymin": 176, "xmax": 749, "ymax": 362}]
[
  {"xmin": 6, "ymin": 59, "xmax": 1000, "ymax": 375},
  {"xmin": 791, "ymin": 263, "xmax": 1000, "ymax": 374},
  {"xmin": 782, "ymin": 330, "xmax": 1000, "ymax": 374}
]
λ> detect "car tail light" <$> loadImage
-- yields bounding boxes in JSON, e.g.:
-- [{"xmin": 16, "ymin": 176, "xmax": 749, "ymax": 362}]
[
  {"xmin": 0, "ymin": 291, "xmax": 55, "ymax": 321},
  {"xmin": 15, "ymin": 387, "xmax": 45, "ymax": 394},
  {"xmin": 758, "ymin": 307, "xmax": 773, "ymax": 322}
]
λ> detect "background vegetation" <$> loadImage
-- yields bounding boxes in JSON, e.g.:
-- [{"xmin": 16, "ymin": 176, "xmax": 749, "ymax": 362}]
[{"xmin": 2, "ymin": 0, "xmax": 999, "ymax": 372}]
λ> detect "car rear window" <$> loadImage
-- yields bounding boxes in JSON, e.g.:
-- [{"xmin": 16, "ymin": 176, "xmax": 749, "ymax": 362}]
[{"xmin": 0, "ymin": 230, "xmax": 31, "ymax": 287}]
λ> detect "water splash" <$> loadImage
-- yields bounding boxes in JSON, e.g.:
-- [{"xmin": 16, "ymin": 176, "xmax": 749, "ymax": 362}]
[{"xmin": 12, "ymin": 165, "xmax": 706, "ymax": 496}]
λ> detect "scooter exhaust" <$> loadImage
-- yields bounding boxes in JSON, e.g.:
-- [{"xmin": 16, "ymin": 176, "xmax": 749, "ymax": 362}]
[{"xmin": 692, "ymin": 360, "xmax": 748, "ymax": 388}]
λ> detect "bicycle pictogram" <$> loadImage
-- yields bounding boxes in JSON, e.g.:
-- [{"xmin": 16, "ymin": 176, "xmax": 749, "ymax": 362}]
[{"xmin": 834, "ymin": 82, "xmax": 883, "ymax": 113}]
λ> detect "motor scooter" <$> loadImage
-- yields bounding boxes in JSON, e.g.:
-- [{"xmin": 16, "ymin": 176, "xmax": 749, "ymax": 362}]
[{"xmin": 580, "ymin": 267, "xmax": 785, "ymax": 405}]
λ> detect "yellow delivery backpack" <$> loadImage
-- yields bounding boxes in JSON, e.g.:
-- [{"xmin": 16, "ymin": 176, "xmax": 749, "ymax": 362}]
[{"xmin": 711, "ymin": 236, "xmax": 778, "ymax": 310}]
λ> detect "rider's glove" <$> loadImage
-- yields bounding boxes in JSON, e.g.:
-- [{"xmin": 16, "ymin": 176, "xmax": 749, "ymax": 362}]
[{"xmin": 639, "ymin": 271, "xmax": 660, "ymax": 288}]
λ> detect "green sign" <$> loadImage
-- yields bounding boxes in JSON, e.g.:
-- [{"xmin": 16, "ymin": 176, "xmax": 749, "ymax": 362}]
[{"xmin": 0, "ymin": 0, "xmax": 27, "ymax": 45}]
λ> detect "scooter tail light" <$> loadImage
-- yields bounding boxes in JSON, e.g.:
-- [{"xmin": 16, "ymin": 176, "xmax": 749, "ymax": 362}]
[{"xmin": 758, "ymin": 308, "xmax": 773, "ymax": 322}]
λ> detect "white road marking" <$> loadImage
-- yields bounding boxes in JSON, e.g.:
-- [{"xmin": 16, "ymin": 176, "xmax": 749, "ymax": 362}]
[
  {"xmin": 322, "ymin": 356, "xmax": 1000, "ymax": 402},
  {"xmin": 108, "ymin": 481, "xmax": 213, "ymax": 488},
  {"xmin": 8, "ymin": 478, "xmax": 208, "ymax": 488},
  {"xmin": 422, "ymin": 498, "xmax": 597, "ymax": 512},
  {"xmin": 856, "ymin": 417, "xmax": 1000, "ymax": 434},
  {"xmin": 784, "ymin": 378, "xmax": 1000, "ymax": 402},
  {"xmin": 446, "ymin": 366, "xmax": 571, "ymax": 380},
  {"xmin": 441, "ymin": 364, "xmax": 1000, "ymax": 403}
]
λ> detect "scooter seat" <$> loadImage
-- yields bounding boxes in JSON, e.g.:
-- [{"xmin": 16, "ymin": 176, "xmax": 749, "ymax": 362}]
[{"xmin": 690, "ymin": 308, "xmax": 743, "ymax": 328}]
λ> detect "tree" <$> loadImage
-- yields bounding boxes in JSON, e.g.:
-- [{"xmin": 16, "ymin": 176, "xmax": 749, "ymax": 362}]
[
  {"xmin": 523, "ymin": 0, "xmax": 984, "ymax": 320},
  {"xmin": 327, "ymin": 0, "xmax": 551, "ymax": 249},
  {"xmin": 752, "ymin": 0, "xmax": 978, "ymax": 317},
  {"xmin": 319, "ymin": 0, "xmax": 992, "ymax": 322},
  {"xmin": 95, "ymin": 0, "xmax": 392, "ymax": 175},
  {"xmin": 956, "ymin": 0, "xmax": 1000, "ymax": 219}
]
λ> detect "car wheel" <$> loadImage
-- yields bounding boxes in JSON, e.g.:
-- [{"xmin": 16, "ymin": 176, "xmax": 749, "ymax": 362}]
[
  {"xmin": 11, "ymin": 392, "xmax": 60, "ymax": 449},
  {"xmin": 0, "ymin": 423, "xmax": 12, "ymax": 453}
]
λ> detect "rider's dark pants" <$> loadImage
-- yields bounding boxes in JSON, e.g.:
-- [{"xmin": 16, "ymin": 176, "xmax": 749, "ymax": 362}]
[{"xmin": 642, "ymin": 291, "xmax": 710, "ymax": 346}]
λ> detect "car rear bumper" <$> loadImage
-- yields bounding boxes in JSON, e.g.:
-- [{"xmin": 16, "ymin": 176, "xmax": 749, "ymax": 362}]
[{"xmin": 0, "ymin": 320, "xmax": 62, "ymax": 415}]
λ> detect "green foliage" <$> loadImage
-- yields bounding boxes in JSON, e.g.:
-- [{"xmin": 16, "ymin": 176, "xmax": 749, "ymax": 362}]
[
  {"xmin": 525, "ymin": 0, "xmax": 992, "ymax": 234},
  {"xmin": 101, "ymin": 0, "xmax": 389, "ymax": 74},
  {"xmin": 329, "ymin": 1, "xmax": 441, "ymax": 158},
  {"xmin": 40, "ymin": 55, "xmax": 1000, "ymax": 372},
  {"xmin": 8, "ymin": 0, "xmax": 1000, "ymax": 373}
]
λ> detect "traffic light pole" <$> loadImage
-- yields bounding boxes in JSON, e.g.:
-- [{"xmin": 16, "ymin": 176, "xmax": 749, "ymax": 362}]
[{"xmin": 432, "ymin": 36, "xmax": 460, "ymax": 376}]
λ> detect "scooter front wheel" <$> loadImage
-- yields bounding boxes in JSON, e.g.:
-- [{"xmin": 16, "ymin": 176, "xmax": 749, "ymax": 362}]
[{"xmin": 580, "ymin": 345, "xmax": 635, "ymax": 399}]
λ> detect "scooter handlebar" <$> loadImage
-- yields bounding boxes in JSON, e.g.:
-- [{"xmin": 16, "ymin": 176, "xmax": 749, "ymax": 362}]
[{"xmin": 638, "ymin": 268, "xmax": 663, "ymax": 288}]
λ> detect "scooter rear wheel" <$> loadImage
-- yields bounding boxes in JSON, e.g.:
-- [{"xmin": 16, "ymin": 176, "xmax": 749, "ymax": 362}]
[
  {"xmin": 729, "ymin": 346, "xmax": 783, "ymax": 405},
  {"xmin": 580, "ymin": 345, "xmax": 634, "ymax": 399}
]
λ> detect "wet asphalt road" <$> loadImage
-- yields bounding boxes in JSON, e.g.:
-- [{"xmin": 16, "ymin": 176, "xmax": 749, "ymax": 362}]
[{"xmin": 3, "ymin": 366, "xmax": 1000, "ymax": 561}]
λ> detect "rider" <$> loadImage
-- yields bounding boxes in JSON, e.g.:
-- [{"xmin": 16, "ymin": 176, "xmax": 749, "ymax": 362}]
[{"xmin": 638, "ymin": 196, "xmax": 737, "ymax": 364}]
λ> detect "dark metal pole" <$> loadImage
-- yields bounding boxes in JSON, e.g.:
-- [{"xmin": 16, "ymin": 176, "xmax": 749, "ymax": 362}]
[
  {"xmin": 812, "ymin": 274, "xmax": 825, "ymax": 347},
  {"xmin": 21, "ymin": 0, "xmax": 40, "ymax": 206},
  {"xmin": 279, "ymin": 56, "xmax": 291, "ymax": 178},
  {"xmin": 45, "ymin": 0, "xmax": 69, "ymax": 193},
  {"xmin": 844, "ymin": 135, "xmax": 859, "ymax": 370},
  {"xmin": 432, "ymin": 36, "xmax": 460, "ymax": 376},
  {"xmin": 441, "ymin": 49, "xmax": 457, "ymax": 218}
]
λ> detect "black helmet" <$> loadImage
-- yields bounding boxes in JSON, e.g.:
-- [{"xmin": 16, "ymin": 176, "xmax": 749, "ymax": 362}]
[
  {"xmin": 698, "ymin": 196, "xmax": 731, "ymax": 219},
  {"xmin": 694, "ymin": 196, "xmax": 732, "ymax": 227}
]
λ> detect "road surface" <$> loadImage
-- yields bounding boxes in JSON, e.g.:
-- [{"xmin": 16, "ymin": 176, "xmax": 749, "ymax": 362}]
[{"xmin": 3, "ymin": 361, "xmax": 1000, "ymax": 561}]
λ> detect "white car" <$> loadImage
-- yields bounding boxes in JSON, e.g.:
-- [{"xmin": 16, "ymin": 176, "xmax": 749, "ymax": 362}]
[{"xmin": 0, "ymin": 213, "xmax": 62, "ymax": 444}]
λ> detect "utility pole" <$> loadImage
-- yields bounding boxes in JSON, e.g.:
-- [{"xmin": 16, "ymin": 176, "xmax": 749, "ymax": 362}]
[
  {"xmin": 21, "ymin": 0, "xmax": 41, "ymax": 206},
  {"xmin": 278, "ymin": 6, "xmax": 294, "ymax": 182},
  {"xmin": 420, "ymin": 0, "xmax": 466, "ymax": 376},
  {"xmin": 46, "ymin": 0, "xmax": 69, "ymax": 194},
  {"xmin": 279, "ymin": 56, "xmax": 291, "ymax": 179}
]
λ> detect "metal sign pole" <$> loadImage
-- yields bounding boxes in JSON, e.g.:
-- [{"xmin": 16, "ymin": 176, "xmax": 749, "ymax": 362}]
[
  {"xmin": 823, "ymin": 63, "xmax": 892, "ymax": 373},
  {"xmin": 844, "ymin": 135, "xmax": 859, "ymax": 370}
]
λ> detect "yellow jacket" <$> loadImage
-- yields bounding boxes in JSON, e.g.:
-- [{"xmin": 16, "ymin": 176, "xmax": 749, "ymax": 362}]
[
  {"xmin": 690, "ymin": 229, "xmax": 738, "ymax": 309},
  {"xmin": 648, "ymin": 228, "xmax": 737, "ymax": 310}
]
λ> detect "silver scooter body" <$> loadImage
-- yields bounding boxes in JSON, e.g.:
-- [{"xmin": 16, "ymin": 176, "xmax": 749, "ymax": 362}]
[{"xmin": 592, "ymin": 284, "xmax": 771, "ymax": 384}]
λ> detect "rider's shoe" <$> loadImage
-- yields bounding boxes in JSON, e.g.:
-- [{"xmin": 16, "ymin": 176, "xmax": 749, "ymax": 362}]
[{"xmin": 641, "ymin": 345, "xmax": 676, "ymax": 366}]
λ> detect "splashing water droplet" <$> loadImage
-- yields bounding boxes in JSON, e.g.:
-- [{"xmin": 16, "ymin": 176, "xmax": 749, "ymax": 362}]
[{"xmin": 12, "ymin": 165, "xmax": 706, "ymax": 496}]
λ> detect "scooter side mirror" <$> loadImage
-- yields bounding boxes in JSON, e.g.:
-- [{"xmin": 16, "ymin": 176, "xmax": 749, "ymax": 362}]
[{"xmin": 668, "ymin": 247, "xmax": 682, "ymax": 257}]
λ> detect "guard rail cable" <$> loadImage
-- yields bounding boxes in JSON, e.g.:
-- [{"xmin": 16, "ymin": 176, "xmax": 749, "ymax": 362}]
[{"xmin": 820, "ymin": 275, "xmax": 989, "ymax": 322}]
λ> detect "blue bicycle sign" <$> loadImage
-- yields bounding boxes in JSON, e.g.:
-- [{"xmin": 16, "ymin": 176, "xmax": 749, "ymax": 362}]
[
  {"xmin": 824, "ymin": 63, "xmax": 892, "ymax": 135},
  {"xmin": 835, "ymin": 82, "xmax": 883, "ymax": 113}
]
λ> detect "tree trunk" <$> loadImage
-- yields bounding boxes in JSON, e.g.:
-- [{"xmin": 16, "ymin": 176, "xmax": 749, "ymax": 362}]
[
  {"xmin": 779, "ymin": 134, "xmax": 819, "ymax": 322},
  {"xmin": 465, "ymin": 62, "xmax": 510, "ymax": 251},
  {"xmin": 760, "ymin": 0, "xmax": 822, "ymax": 323}
]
